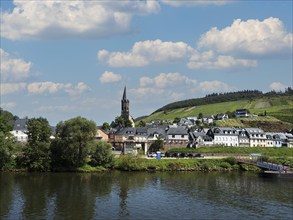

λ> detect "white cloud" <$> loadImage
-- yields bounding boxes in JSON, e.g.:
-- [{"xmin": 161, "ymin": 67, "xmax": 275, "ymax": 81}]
[
  {"xmin": 100, "ymin": 71, "xmax": 122, "ymax": 83},
  {"xmin": 27, "ymin": 81, "xmax": 89, "ymax": 96},
  {"xmin": 196, "ymin": 80, "xmax": 234, "ymax": 93},
  {"xmin": 140, "ymin": 72, "xmax": 197, "ymax": 88},
  {"xmin": 187, "ymin": 50, "xmax": 257, "ymax": 69},
  {"xmin": 0, "ymin": 102, "xmax": 17, "ymax": 108},
  {"xmin": 131, "ymin": 72, "xmax": 197, "ymax": 102},
  {"xmin": 0, "ymin": 83, "xmax": 27, "ymax": 95},
  {"xmin": 64, "ymin": 82, "xmax": 90, "ymax": 96},
  {"xmin": 36, "ymin": 105, "xmax": 73, "ymax": 112},
  {"xmin": 0, "ymin": 48, "xmax": 32, "ymax": 82},
  {"xmin": 98, "ymin": 39, "xmax": 195, "ymax": 67},
  {"xmin": 161, "ymin": 0, "xmax": 231, "ymax": 7},
  {"xmin": 198, "ymin": 17, "xmax": 293, "ymax": 56},
  {"xmin": 1, "ymin": 0, "xmax": 160, "ymax": 40},
  {"xmin": 270, "ymin": 82, "xmax": 287, "ymax": 91}
]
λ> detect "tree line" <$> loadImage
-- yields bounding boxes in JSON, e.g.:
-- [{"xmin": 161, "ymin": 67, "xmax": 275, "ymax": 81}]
[
  {"xmin": 0, "ymin": 109, "xmax": 114, "ymax": 172},
  {"xmin": 154, "ymin": 87, "xmax": 293, "ymax": 113}
]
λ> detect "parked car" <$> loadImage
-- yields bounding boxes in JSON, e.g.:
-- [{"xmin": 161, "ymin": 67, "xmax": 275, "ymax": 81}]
[
  {"xmin": 194, "ymin": 153, "xmax": 204, "ymax": 158},
  {"xmin": 147, "ymin": 152, "xmax": 157, "ymax": 157}
]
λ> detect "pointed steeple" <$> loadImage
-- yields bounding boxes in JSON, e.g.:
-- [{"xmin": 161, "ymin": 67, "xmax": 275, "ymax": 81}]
[
  {"xmin": 121, "ymin": 86, "xmax": 129, "ymax": 120},
  {"xmin": 122, "ymin": 86, "xmax": 127, "ymax": 100}
]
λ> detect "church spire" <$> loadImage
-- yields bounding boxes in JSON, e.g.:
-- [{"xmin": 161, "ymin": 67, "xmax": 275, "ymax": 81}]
[
  {"xmin": 122, "ymin": 86, "xmax": 127, "ymax": 100},
  {"xmin": 121, "ymin": 86, "xmax": 129, "ymax": 121}
]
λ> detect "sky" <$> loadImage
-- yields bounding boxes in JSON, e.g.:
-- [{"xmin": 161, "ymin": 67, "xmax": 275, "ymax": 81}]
[{"xmin": 1, "ymin": 0, "xmax": 292, "ymax": 126}]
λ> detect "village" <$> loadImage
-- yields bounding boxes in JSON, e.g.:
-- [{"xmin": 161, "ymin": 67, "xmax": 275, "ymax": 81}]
[{"xmin": 8, "ymin": 87, "xmax": 293, "ymax": 156}]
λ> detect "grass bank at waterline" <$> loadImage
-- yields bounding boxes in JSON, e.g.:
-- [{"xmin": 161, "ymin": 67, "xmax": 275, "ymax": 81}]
[
  {"xmin": 167, "ymin": 146, "xmax": 293, "ymax": 157},
  {"xmin": 113, "ymin": 156, "xmax": 262, "ymax": 172}
]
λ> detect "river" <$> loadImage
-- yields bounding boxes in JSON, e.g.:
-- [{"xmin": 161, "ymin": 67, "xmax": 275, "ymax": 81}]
[{"xmin": 0, "ymin": 171, "xmax": 292, "ymax": 220}]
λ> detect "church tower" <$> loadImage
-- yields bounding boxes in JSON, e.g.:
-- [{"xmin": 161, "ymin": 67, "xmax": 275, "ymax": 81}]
[{"xmin": 121, "ymin": 86, "xmax": 129, "ymax": 121}]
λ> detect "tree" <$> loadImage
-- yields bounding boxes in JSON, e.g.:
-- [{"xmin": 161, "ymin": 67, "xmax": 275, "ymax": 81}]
[
  {"xmin": 101, "ymin": 122, "xmax": 110, "ymax": 131},
  {"xmin": 51, "ymin": 117, "xmax": 97, "ymax": 169},
  {"xmin": 0, "ymin": 108, "xmax": 14, "ymax": 134},
  {"xmin": 198, "ymin": 113, "xmax": 203, "ymax": 119},
  {"xmin": 138, "ymin": 120, "xmax": 146, "ymax": 127},
  {"xmin": 0, "ymin": 132, "xmax": 15, "ymax": 170},
  {"xmin": 27, "ymin": 117, "xmax": 51, "ymax": 145},
  {"xmin": 173, "ymin": 117, "xmax": 180, "ymax": 124},
  {"xmin": 90, "ymin": 141, "xmax": 114, "ymax": 167},
  {"xmin": 111, "ymin": 116, "xmax": 133, "ymax": 128},
  {"xmin": 149, "ymin": 138, "xmax": 164, "ymax": 152},
  {"xmin": 20, "ymin": 118, "xmax": 52, "ymax": 172},
  {"xmin": 0, "ymin": 109, "xmax": 16, "ymax": 170}
]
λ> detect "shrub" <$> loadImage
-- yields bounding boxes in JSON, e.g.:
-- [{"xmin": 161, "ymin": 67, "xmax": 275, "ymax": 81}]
[
  {"xmin": 224, "ymin": 157, "xmax": 237, "ymax": 165},
  {"xmin": 219, "ymin": 162, "xmax": 231, "ymax": 170}
]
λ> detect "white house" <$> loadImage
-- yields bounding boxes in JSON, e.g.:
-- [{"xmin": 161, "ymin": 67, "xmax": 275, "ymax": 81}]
[
  {"xmin": 207, "ymin": 127, "xmax": 239, "ymax": 147},
  {"xmin": 245, "ymin": 128, "xmax": 266, "ymax": 147},
  {"xmin": 9, "ymin": 118, "xmax": 29, "ymax": 142}
]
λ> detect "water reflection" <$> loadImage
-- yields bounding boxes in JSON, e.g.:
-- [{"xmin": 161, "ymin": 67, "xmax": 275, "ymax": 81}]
[{"xmin": 0, "ymin": 172, "xmax": 292, "ymax": 220}]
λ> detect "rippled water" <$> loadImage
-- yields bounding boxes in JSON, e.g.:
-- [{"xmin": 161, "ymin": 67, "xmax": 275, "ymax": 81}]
[{"xmin": 0, "ymin": 172, "xmax": 292, "ymax": 220}]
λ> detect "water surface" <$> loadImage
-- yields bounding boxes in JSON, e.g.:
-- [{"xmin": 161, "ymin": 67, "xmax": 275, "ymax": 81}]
[{"xmin": 0, "ymin": 172, "xmax": 292, "ymax": 219}]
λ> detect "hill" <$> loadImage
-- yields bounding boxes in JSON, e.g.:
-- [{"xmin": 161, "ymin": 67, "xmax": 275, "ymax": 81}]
[{"xmin": 139, "ymin": 90, "xmax": 293, "ymax": 131}]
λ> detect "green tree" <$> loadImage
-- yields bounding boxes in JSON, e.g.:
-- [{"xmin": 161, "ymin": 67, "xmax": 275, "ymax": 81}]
[
  {"xmin": 20, "ymin": 118, "xmax": 52, "ymax": 172},
  {"xmin": 90, "ymin": 141, "xmax": 114, "ymax": 167},
  {"xmin": 0, "ymin": 132, "xmax": 15, "ymax": 170},
  {"xmin": 0, "ymin": 109, "xmax": 16, "ymax": 170},
  {"xmin": 198, "ymin": 113, "xmax": 203, "ymax": 119},
  {"xmin": 27, "ymin": 117, "xmax": 51, "ymax": 144},
  {"xmin": 173, "ymin": 117, "xmax": 180, "ymax": 124},
  {"xmin": 149, "ymin": 138, "xmax": 164, "ymax": 152},
  {"xmin": 0, "ymin": 108, "xmax": 14, "ymax": 134},
  {"xmin": 101, "ymin": 122, "xmax": 110, "ymax": 131},
  {"xmin": 51, "ymin": 117, "xmax": 97, "ymax": 169},
  {"xmin": 112, "ymin": 116, "xmax": 133, "ymax": 128},
  {"xmin": 138, "ymin": 120, "xmax": 146, "ymax": 127}
]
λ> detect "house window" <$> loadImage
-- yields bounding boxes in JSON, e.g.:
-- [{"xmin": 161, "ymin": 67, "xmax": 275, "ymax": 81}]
[
  {"xmin": 172, "ymin": 135, "xmax": 175, "ymax": 138},
  {"xmin": 181, "ymin": 135, "xmax": 185, "ymax": 138}
]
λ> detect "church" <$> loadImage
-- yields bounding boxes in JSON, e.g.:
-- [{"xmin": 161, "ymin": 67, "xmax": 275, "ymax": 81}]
[{"xmin": 121, "ymin": 86, "xmax": 135, "ymax": 127}]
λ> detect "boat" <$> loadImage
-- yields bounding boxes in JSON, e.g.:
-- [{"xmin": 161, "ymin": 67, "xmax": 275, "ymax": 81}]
[{"xmin": 259, "ymin": 170, "xmax": 293, "ymax": 179}]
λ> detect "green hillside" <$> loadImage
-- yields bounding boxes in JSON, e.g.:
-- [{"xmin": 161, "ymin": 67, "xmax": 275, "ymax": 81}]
[{"xmin": 141, "ymin": 96, "xmax": 293, "ymax": 131}]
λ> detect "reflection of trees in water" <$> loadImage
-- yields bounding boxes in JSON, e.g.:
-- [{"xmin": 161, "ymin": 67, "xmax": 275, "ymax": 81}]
[
  {"xmin": 114, "ymin": 171, "xmax": 155, "ymax": 218},
  {"xmin": 15, "ymin": 173, "xmax": 50, "ymax": 219},
  {"xmin": 48, "ymin": 173, "xmax": 114, "ymax": 219},
  {"xmin": 2, "ymin": 172, "xmax": 291, "ymax": 219},
  {"xmin": 0, "ymin": 173, "xmax": 14, "ymax": 218}
]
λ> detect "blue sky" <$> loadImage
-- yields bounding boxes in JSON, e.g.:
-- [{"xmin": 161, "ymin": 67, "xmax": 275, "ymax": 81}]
[{"xmin": 1, "ymin": 0, "xmax": 292, "ymax": 126}]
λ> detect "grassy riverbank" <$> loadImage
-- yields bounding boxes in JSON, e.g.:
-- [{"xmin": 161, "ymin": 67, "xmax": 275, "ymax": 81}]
[
  {"xmin": 167, "ymin": 146, "xmax": 293, "ymax": 157},
  {"xmin": 112, "ymin": 156, "xmax": 293, "ymax": 172}
]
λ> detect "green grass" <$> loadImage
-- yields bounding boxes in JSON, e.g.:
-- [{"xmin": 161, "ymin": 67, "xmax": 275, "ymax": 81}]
[
  {"xmin": 167, "ymin": 147, "xmax": 293, "ymax": 157},
  {"xmin": 113, "ymin": 155, "xmax": 293, "ymax": 171}
]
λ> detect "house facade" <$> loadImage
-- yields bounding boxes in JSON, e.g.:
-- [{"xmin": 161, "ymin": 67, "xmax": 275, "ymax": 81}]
[
  {"xmin": 9, "ymin": 118, "xmax": 29, "ymax": 142},
  {"xmin": 245, "ymin": 128, "xmax": 266, "ymax": 147},
  {"xmin": 207, "ymin": 127, "xmax": 239, "ymax": 147}
]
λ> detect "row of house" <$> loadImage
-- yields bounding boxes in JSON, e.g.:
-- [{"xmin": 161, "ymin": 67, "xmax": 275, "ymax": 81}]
[
  {"xmin": 8, "ymin": 118, "xmax": 293, "ymax": 155},
  {"xmin": 108, "ymin": 125, "xmax": 293, "ymax": 154}
]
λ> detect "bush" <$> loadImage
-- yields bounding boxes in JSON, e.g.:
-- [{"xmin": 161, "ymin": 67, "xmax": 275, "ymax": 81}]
[
  {"xmin": 90, "ymin": 141, "xmax": 114, "ymax": 168},
  {"xmin": 224, "ymin": 157, "xmax": 237, "ymax": 165},
  {"xmin": 219, "ymin": 162, "xmax": 231, "ymax": 170}
]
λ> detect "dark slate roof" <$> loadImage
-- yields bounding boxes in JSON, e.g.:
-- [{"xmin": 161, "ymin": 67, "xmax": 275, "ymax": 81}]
[
  {"xmin": 136, "ymin": 127, "xmax": 148, "ymax": 135},
  {"xmin": 9, "ymin": 118, "xmax": 28, "ymax": 131},
  {"xmin": 167, "ymin": 127, "xmax": 188, "ymax": 135},
  {"xmin": 147, "ymin": 127, "xmax": 167, "ymax": 138},
  {"xmin": 115, "ymin": 127, "xmax": 136, "ymax": 135},
  {"xmin": 245, "ymin": 128, "xmax": 265, "ymax": 134},
  {"xmin": 212, "ymin": 127, "xmax": 238, "ymax": 136}
]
